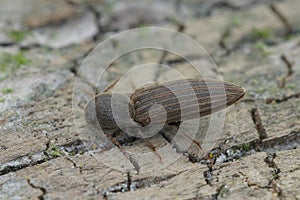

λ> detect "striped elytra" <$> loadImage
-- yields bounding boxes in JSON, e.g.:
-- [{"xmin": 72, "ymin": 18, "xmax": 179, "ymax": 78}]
[{"xmin": 131, "ymin": 78, "xmax": 245, "ymax": 126}]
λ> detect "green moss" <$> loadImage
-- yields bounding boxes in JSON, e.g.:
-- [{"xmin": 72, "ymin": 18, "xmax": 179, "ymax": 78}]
[
  {"xmin": 138, "ymin": 22, "xmax": 150, "ymax": 28},
  {"xmin": 287, "ymin": 84, "xmax": 296, "ymax": 89},
  {"xmin": 79, "ymin": 149, "xmax": 85, "ymax": 154},
  {"xmin": 223, "ymin": 27, "xmax": 232, "ymax": 38},
  {"xmin": 255, "ymin": 41, "xmax": 269, "ymax": 55},
  {"xmin": 69, "ymin": 152, "xmax": 76, "ymax": 156},
  {"xmin": 45, "ymin": 142, "xmax": 64, "ymax": 158},
  {"xmin": 13, "ymin": 52, "xmax": 30, "ymax": 66},
  {"xmin": 9, "ymin": 30, "xmax": 30, "ymax": 43},
  {"xmin": 218, "ymin": 184, "xmax": 230, "ymax": 198},
  {"xmin": 272, "ymin": 171, "xmax": 280, "ymax": 179},
  {"xmin": 256, "ymin": 86, "xmax": 266, "ymax": 94},
  {"xmin": 168, "ymin": 17, "xmax": 184, "ymax": 28},
  {"xmin": 231, "ymin": 17, "xmax": 240, "ymax": 27},
  {"xmin": 241, "ymin": 143, "xmax": 251, "ymax": 151},
  {"xmin": 0, "ymin": 98, "xmax": 5, "ymax": 103},
  {"xmin": 269, "ymin": 87, "xmax": 281, "ymax": 95},
  {"xmin": 251, "ymin": 28, "xmax": 272, "ymax": 39},
  {"xmin": 2, "ymin": 88, "xmax": 14, "ymax": 95},
  {"xmin": 102, "ymin": 0, "xmax": 115, "ymax": 14},
  {"xmin": 0, "ymin": 52, "xmax": 30, "ymax": 80}
]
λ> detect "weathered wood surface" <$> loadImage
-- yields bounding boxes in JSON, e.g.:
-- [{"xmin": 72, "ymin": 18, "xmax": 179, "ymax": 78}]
[{"xmin": 0, "ymin": 0, "xmax": 299, "ymax": 199}]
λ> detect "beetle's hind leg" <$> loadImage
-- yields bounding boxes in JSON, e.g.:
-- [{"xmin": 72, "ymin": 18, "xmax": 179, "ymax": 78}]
[
  {"xmin": 143, "ymin": 138, "xmax": 162, "ymax": 163},
  {"xmin": 178, "ymin": 129, "xmax": 202, "ymax": 151},
  {"xmin": 162, "ymin": 122, "xmax": 205, "ymax": 161},
  {"xmin": 102, "ymin": 129, "xmax": 140, "ymax": 173},
  {"xmin": 169, "ymin": 121, "xmax": 203, "ymax": 151}
]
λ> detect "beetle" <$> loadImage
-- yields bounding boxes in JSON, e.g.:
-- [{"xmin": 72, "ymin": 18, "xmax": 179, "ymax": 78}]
[
  {"xmin": 86, "ymin": 78, "xmax": 245, "ymax": 130},
  {"xmin": 84, "ymin": 78, "xmax": 246, "ymax": 171}
]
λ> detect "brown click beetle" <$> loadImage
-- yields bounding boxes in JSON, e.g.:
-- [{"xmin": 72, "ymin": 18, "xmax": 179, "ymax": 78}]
[
  {"xmin": 86, "ymin": 78, "xmax": 245, "ymax": 131},
  {"xmin": 84, "ymin": 78, "xmax": 245, "ymax": 172}
]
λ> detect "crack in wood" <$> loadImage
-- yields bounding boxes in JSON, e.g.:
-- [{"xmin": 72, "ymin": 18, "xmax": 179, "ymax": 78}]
[
  {"xmin": 0, "ymin": 140, "xmax": 86, "ymax": 176},
  {"xmin": 210, "ymin": 1, "xmax": 241, "ymax": 10},
  {"xmin": 217, "ymin": 130, "xmax": 299, "ymax": 162},
  {"xmin": 219, "ymin": 26, "xmax": 232, "ymax": 53},
  {"xmin": 238, "ymin": 171, "xmax": 252, "ymax": 188},
  {"xmin": 203, "ymin": 164, "xmax": 214, "ymax": 185},
  {"xmin": 266, "ymin": 92, "xmax": 300, "ymax": 104},
  {"xmin": 277, "ymin": 54, "xmax": 295, "ymax": 88},
  {"xmin": 198, "ymin": 130, "xmax": 299, "ymax": 188},
  {"xmin": 127, "ymin": 171, "xmax": 132, "ymax": 192},
  {"xmin": 281, "ymin": 54, "xmax": 294, "ymax": 77},
  {"xmin": 251, "ymin": 108, "xmax": 268, "ymax": 141},
  {"xmin": 101, "ymin": 173, "xmax": 178, "ymax": 196},
  {"xmin": 86, "ymin": 4, "xmax": 102, "ymax": 41},
  {"xmin": 164, "ymin": 54, "xmax": 207, "ymax": 66},
  {"xmin": 0, "ymin": 152, "xmax": 46, "ymax": 176},
  {"xmin": 67, "ymin": 50, "xmax": 91, "ymax": 76},
  {"xmin": 211, "ymin": 184, "xmax": 228, "ymax": 200},
  {"xmin": 260, "ymin": 130, "xmax": 300, "ymax": 152},
  {"xmin": 200, "ymin": 132, "xmax": 297, "ymax": 198},
  {"xmin": 26, "ymin": 178, "xmax": 47, "ymax": 200},
  {"xmin": 0, "ymin": 42, "xmax": 15, "ymax": 47},
  {"xmin": 264, "ymin": 153, "xmax": 282, "ymax": 198},
  {"xmin": 238, "ymin": 169, "xmax": 284, "ymax": 196},
  {"xmin": 19, "ymin": 43, "xmax": 42, "ymax": 51},
  {"xmin": 270, "ymin": 3, "xmax": 293, "ymax": 36},
  {"xmin": 65, "ymin": 157, "xmax": 83, "ymax": 174}
]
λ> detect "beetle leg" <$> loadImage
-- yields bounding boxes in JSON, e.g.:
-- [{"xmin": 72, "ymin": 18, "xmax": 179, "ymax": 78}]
[
  {"xmin": 167, "ymin": 122, "xmax": 202, "ymax": 150},
  {"xmin": 102, "ymin": 129, "xmax": 140, "ymax": 173},
  {"xmin": 178, "ymin": 129, "xmax": 202, "ymax": 150},
  {"xmin": 143, "ymin": 138, "xmax": 162, "ymax": 163},
  {"xmin": 103, "ymin": 76, "xmax": 121, "ymax": 92}
]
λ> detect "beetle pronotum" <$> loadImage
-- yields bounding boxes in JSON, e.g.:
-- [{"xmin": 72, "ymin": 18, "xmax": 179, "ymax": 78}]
[{"xmin": 85, "ymin": 78, "xmax": 245, "ymax": 171}]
